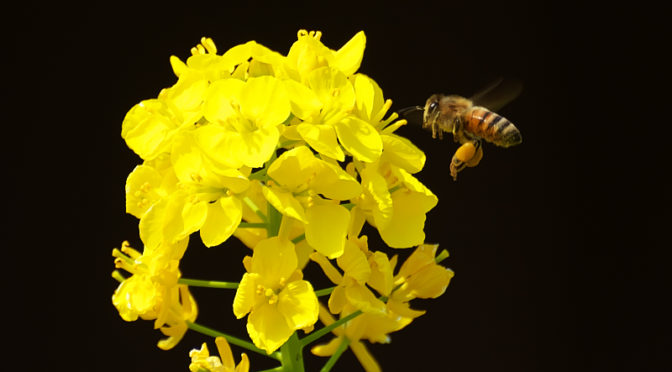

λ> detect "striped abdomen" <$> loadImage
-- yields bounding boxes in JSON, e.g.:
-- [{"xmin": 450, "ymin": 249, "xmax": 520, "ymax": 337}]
[{"xmin": 463, "ymin": 106, "xmax": 522, "ymax": 147}]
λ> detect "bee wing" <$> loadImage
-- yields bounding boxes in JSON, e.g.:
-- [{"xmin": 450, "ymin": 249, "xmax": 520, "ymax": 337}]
[
  {"xmin": 469, "ymin": 77, "xmax": 523, "ymax": 111},
  {"xmin": 397, "ymin": 105, "xmax": 425, "ymax": 126}
]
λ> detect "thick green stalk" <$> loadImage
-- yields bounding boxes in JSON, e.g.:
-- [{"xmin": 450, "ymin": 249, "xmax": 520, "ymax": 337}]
[{"xmin": 280, "ymin": 332, "xmax": 305, "ymax": 372}]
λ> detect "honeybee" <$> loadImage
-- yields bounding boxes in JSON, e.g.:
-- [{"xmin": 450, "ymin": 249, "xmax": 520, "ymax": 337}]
[{"xmin": 400, "ymin": 79, "xmax": 522, "ymax": 180}]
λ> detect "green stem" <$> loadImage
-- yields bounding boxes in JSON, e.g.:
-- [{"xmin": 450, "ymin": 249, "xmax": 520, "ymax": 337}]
[
  {"xmin": 178, "ymin": 278, "xmax": 239, "ymax": 289},
  {"xmin": 314, "ymin": 286, "xmax": 335, "ymax": 297},
  {"xmin": 300, "ymin": 310, "xmax": 363, "ymax": 348},
  {"xmin": 280, "ymin": 332, "xmax": 305, "ymax": 372},
  {"xmin": 267, "ymin": 203, "xmax": 282, "ymax": 237},
  {"xmin": 243, "ymin": 197, "xmax": 268, "ymax": 223},
  {"xmin": 320, "ymin": 337, "xmax": 350, "ymax": 372},
  {"xmin": 186, "ymin": 321, "xmax": 281, "ymax": 361},
  {"xmin": 291, "ymin": 233, "xmax": 306, "ymax": 244},
  {"xmin": 239, "ymin": 222, "xmax": 268, "ymax": 229},
  {"xmin": 257, "ymin": 368, "xmax": 283, "ymax": 372}
]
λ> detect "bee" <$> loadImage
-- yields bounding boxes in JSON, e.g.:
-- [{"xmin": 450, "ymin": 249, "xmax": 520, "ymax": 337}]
[{"xmin": 400, "ymin": 79, "xmax": 522, "ymax": 180}]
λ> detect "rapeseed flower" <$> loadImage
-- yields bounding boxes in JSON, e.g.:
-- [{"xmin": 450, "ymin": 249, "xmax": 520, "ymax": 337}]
[
  {"xmin": 232, "ymin": 237, "xmax": 319, "ymax": 354},
  {"xmin": 114, "ymin": 30, "xmax": 450, "ymax": 371}
]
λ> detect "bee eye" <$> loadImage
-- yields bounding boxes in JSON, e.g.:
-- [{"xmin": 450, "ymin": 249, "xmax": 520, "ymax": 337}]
[{"xmin": 429, "ymin": 102, "xmax": 438, "ymax": 112}]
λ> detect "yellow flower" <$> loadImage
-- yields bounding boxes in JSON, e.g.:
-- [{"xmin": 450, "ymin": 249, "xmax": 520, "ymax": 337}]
[
  {"xmin": 262, "ymin": 146, "xmax": 360, "ymax": 258},
  {"xmin": 200, "ymin": 75, "xmax": 290, "ymax": 169},
  {"xmin": 111, "ymin": 240, "xmax": 197, "ymax": 350},
  {"xmin": 392, "ymin": 243, "xmax": 455, "ymax": 301},
  {"xmin": 285, "ymin": 30, "xmax": 366, "ymax": 83},
  {"xmin": 232, "ymin": 237, "xmax": 319, "ymax": 354},
  {"xmin": 189, "ymin": 337, "xmax": 250, "ymax": 372},
  {"xmin": 124, "ymin": 154, "xmax": 178, "ymax": 219},
  {"xmin": 357, "ymin": 161, "xmax": 437, "ymax": 248}
]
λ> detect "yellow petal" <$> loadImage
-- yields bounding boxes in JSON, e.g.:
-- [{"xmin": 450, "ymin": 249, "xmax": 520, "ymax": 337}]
[
  {"xmin": 277, "ymin": 280, "xmax": 319, "ymax": 329},
  {"xmin": 267, "ymin": 146, "xmax": 321, "ymax": 191},
  {"xmin": 181, "ymin": 199, "xmax": 208, "ymax": 238},
  {"xmin": 305, "ymin": 204, "xmax": 350, "ymax": 259},
  {"xmin": 236, "ymin": 353, "xmax": 250, "ymax": 372},
  {"xmin": 283, "ymin": 79, "xmax": 322, "ymax": 121},
  {"xmin": 200, "ymin": 196, "xmax": 242, "ymax": 247},
  {"xmin": 309, "ymin": 252, "xmax": 344, "ymax": 285},
  {"xmin": 194, "ymin": 125, "xmax": 245, "ymax": 169},
  {"xmin": 337, "ymin": 241, "xmax": 371, "ymax": 284},
  {"xmin": 310, "ymin": 337, "xmax": 341, "ymax": 357},
  {"xmin": 333, "ymin": 31, "xmax": 366, "ymax": 76},
  {"xmin": 405, "ymin": 265, "xmax": 455, "ymax": 299},
  {"xmin": 334, "ymin": 116, "xmax": 382, "ymax": 163},
  {"xmin": 233, "ymin": 273, "xmax": 259, "ymax": 319},
  {"xmin": 360, "ymin": 165, "xmax": 393, "ymax": 229},
  {"xmin": 251, "ymin": 237, "xmax": 298, "ymax": 287},
  {"xmin": 203, "ymin": 78, "xmax": 245, "ymax": 123},
  {"xmin": 311, "ymin": 160, "xmax": 362, "ymax": 201},
  {"xmin": 352, "ymin": 73, "xmax": 383, "ymax": 121},
  {"xmin": 236, "ymin": 126, "xmax": 281, "ymax": 168},
  {"xmin": 381, "ymin": 134, "xmax": 426, "ymax": 174},
  {"xmin": 367, "ymin": 251, "xmax": 394, "ymax": 296},
  {"xmin": 214, "ymin": 337, "xmax": 236, "ymax": 369},
  {"xmin": 247, "ymin": 302, "xmax": 293, "ymax": 354},
  {"xmin": 125, "ymin": 164, "xmax": 163, "ymax": 218},
  {"xmin": 344, "ymin": 282, "xmax": 386, "ymax": 314},
  {"xmin": 328, "ymin": 285, "xmax": 347, "ymax": 315},
  {"xmin": 122, "ymin": 99, "xmax": 176, "ymax": 160},
  {"xmin": 261, "ymin": 185, "xmax": 307, "ymax": 223},
  {"xmin": 307, "ymin": 67, "xmax": 355, "ymax": 112},
  {"xmin": 379, "ymin": 191, "xmax": 433, "ymax": 248},
  {"xmin": 297, "ymin": 123, "xmax": 345, "ymax": 161},
  {"xmin": 350, "ymin": 341, "xmax": 381, "ymax": 372},
  {"xmin": 240, "ymin": 76, "xmax": 290, "ymax": 128},
  {"xmin": 397, "ymin": 243, "xmax": 438, "ymax": 277}
]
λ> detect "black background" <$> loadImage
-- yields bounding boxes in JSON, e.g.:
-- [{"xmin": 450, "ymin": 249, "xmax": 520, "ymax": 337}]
[{"xmin": 9, "ymin": 2, "xmax": 668, "ymax": 371}]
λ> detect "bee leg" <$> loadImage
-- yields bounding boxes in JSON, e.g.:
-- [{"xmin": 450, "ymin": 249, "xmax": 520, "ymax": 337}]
[{"xmin": 450, "ymin": 140, "xmax": 483, "ymax": 180}]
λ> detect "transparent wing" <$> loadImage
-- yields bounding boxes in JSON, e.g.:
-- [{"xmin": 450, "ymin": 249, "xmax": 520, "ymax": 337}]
[{"xmin": 469, "ymin": 77, "xmax": 523, "ymax": 111}]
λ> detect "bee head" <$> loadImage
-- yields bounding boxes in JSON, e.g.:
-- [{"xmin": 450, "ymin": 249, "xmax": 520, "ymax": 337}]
[{"xmin": 423, "ymin": 94, "xmax": 442, "ymax": 129}]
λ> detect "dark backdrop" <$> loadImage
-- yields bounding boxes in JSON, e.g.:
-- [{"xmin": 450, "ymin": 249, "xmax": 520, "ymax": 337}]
[{"xmin": 9, "ymin": 2, "xmax": 667, "ymax": 371}]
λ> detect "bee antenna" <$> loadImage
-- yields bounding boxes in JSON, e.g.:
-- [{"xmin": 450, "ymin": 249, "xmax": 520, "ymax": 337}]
[{"xmin": 398, "ymin": 106, "xmax": 424, "ymax": 115}]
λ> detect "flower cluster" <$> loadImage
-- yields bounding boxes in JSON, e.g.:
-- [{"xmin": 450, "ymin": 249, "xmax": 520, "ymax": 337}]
[{"xmin": 112, "ymin": 30, "xmax": 452, "ymax": 371}]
